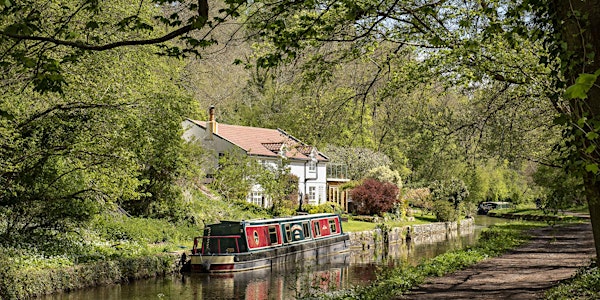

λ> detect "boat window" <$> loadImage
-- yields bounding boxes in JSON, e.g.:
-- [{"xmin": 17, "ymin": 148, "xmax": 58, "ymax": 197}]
[
  {"xmin": 253, "ymin": 231, "xmax": 260, "ymax": 246},
  {"xmin": 313, "ymin": 221, "xmax": 321, "ymax": 236},
  {"xmin": 268, "ymin": 226, "xmax": 279, "ymax": 244},
  {"xmin": 302, "ymin": 223, "xmax": 311, "ymax": 238},
  {"xmin": 329, "ymin": 219, "xmax": 337, "ymax": 233},
  {"xmin": 285, "ymin": 224, "xmax": 292, "ymax": 242}
]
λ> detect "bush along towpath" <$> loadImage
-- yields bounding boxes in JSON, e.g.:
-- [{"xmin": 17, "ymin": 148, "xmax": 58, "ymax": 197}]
[{"xmin": 399, "ymin": 223, "xmax": 595, "ymax": 300}]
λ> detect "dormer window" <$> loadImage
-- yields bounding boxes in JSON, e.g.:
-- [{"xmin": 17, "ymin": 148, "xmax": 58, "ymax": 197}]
[
  {"xmin": 279, "ymin": 144, "xmax": 288, "ymax": 159},
  {"xmin": 308, "ymin": 149, "xmax": 317, "ymax": 173}
]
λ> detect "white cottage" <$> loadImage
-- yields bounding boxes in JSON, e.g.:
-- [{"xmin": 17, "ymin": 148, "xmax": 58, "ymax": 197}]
[{"xmin": 182, "ymin": 107, "xmax": 329, "ymax": 208}]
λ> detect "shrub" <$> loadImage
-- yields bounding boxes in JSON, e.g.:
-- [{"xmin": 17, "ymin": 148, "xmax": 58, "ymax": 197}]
[
  {"xmin": 404, "ymin": 188, "xmax": 433, "ymax": 214},
  {"xmin": 351, "ymin": 178, "xmax": 399, "ymax": 216},
  {"xmin": 304, "ymin": 202, "xmax": 343, "ymax": 215},
  {"xmin": 432, "ymin": 199, "xmax": 458, "ymax": 222}
]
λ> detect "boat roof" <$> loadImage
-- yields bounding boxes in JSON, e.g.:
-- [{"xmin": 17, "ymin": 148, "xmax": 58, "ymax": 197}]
[{"xmin": 210, "ymin": 213, "xmax": 339, "ymax": 226}]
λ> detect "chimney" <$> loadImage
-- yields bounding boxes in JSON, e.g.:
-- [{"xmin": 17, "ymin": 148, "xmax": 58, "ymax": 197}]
[{"xmin": 206, "ymin": 105, "xmax": 217, "ymax": 139}]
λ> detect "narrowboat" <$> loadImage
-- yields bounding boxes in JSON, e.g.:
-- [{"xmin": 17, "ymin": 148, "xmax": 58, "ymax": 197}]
[
  {"xmin": 477, "ymin": 201, "xmax": 512, "ymax": 215},
  {"xmin": 189, "ymin": 213, "xmax": 350, "ymax": 272}
]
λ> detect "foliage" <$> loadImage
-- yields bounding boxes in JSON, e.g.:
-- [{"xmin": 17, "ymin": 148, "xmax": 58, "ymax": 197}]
[
  {"xmin": 0, "ymin": 45, "xmax": 196, "ymax": 242},
  {"xmin": 210, "ymin": 150, "xmax": 257, "ymax": 201},
  {"xmin": 0, "ymin": 0, "xmax": 221, "ymax": 94},
  {"xmin": 210, "ymin": 150, "xmax": 296, "ymax": 212},
  {"xmin": 365, "ymin": 166, "xmax": 404, "ymax": 189},
  {"xmin": 533, "ymin": 165, "xmax": 586, "ymax": 213},
  {"xmin": 259, "ymin": 164, "xmax": 299, "ymax": 214},
  {"xmin": 464, "ymin": 159, "xmax": 536, "ymax": 206},
  {"xmin": 429, "ymin": 179, "xmax": 469, "ymax": 221},
  {"xmin": 545, "ymin": 261, "xmax": 600, "ymax": 300},
  {"xmin": 404, "ymin": 188, "xmax": 433, "ymax": 214},
  {"xmin": 304, "ymin": 202, "xmax": 343, "ymax": 215},
  {"xmin": 432, "ymin": 200, "xmax": 459, "ymax": 222},
  {"xmin": 0, "ymin": 252, "xmax": 177, "ymax": 300},
  {"xmin": 323, "ymin": 145, "xmax": 392, "ymax": 180},
  {"xmin": 120, "ymin": 95, "xmax": 204, "ymax": 222},
  {"xmin": 351, "ymin": 178, "xmax": 399, "ymax": 216}
]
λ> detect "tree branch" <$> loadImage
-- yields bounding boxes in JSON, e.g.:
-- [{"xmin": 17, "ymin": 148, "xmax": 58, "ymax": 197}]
[{"xmin": 1, "ymin": 0, "xmax": 210, "ymax": 51}]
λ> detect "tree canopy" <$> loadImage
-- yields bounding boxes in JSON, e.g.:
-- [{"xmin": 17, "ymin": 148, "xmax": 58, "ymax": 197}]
[{"xmin": 2, "ymin": 0, "xmax": 600, "ymax": 261}]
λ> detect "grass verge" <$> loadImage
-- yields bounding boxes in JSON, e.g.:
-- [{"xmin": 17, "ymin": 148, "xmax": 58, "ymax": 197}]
[{"xmin": 545, "ymin": 260, "xmax": 600, "ymax": 300}]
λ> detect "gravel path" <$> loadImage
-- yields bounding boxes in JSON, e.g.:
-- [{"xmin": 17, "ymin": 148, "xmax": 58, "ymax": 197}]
[{"xmin": 399, "ymin": 223, "xmax": 596, "ymax": 300}]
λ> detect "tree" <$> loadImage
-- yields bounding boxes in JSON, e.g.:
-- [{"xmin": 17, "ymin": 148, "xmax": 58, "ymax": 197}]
[
  {"xmin": 0, "ymin": 8, "xmax": 202, "ymax": 241},
  {"xmin": 533, "ymin": 165, "xmax": 585, "ymax": 213},
  {"xmin": 0, "ymin": 0, "xmax": 216, "ymax": 94},
  {"xmin": 239, "ymin": 0, "xmax": 600, "ymax": 259},
  {"xmin": 0, "ymin": 49, "xmax": 192, "ymax": 241},
  {"xmin": 404, "ymin": 188, "xmax": 433, "ymax": 215},
  {"xmin": 350, "ymin": 178, "xmax": 399, "ymax": 216},
  {"xmin": 323, "ymin": 145, "xmax": 391, "ymax": 180},
  {"xmin": 429, "ymin": 179, "xmax": 469, "ymax": 221},
  {"xmin": 4, "ymin": 0, "xmax": 600, "ymax": 261},
  {"xmin": 365, "ymin": 165, "xmax": 404, "ymax": 189},
  {"xmin": 543, "ymin": 0, "xmax": 600, "ymax": 260}
]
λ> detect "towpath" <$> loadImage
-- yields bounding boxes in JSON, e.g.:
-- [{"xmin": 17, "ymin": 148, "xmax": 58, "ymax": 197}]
[{"xmin": 398, "ymin": 222, "xmax": 596, "ymax": 299}]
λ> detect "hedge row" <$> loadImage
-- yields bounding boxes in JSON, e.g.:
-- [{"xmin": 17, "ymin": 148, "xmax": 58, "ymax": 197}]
[{"xmin": 0, "ymin": 254, "xmax": 180, "ymax": 300}]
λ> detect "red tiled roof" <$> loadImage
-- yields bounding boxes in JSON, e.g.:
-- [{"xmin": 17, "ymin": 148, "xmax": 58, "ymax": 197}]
[{"xmin": 188, "ymin": 120, "xmax": 328, "ymax": 161}]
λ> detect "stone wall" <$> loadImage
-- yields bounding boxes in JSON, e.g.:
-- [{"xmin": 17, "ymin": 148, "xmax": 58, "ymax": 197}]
[{"xmin": 347, "ymin": 217, "xmax": 475, "ymax": 250}]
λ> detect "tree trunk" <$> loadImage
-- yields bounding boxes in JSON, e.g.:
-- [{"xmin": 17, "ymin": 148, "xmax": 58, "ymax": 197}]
[
  {"xmin": 586, "ymin": 176, "xmax": 600, "ymax": 259},
  {"xmin": 553, "ymin": 0, "xmax": 600, "ymax": 260}
]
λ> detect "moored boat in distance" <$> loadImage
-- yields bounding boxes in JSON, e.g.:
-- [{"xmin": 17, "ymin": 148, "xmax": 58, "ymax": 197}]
[{"xmin": 188, "ymin": 213, "xmax": 350, "ymax": 272}]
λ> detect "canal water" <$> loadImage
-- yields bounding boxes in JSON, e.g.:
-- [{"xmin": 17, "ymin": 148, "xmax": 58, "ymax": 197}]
[{"xmin": 41, "ymin": 216, "xmax": 508, "ymax": 300}]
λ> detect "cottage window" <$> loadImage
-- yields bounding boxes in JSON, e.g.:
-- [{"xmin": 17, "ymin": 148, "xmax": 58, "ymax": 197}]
[
  {"xmin": 250, "ymin": 191, "xmax": 262, "ymax": 206},
  {"xmin": 308, "ymin": 160, "xmax": 316, "ymax": 173},
  {"xmin": 308, "ymin": 187, "xmax": 316, "ymax": 205}
]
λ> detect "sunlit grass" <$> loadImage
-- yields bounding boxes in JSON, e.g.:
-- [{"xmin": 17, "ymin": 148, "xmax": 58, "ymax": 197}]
[
  {"xmin": 342, "ymin": 215, "xmax": 439, "ymax": 233},
  {"xmin": 342, "ymin": 219, "xmax": 377, "ymax": 232}
]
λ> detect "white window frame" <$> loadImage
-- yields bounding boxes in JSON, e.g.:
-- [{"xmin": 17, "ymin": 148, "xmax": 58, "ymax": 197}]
[
  {"xmin": 308, "ymin": 186, "xmax": 316, "ymax": 205},
  {"xmin": 250, "ymin": 191, "xmax": 262, "ymax": 206}
]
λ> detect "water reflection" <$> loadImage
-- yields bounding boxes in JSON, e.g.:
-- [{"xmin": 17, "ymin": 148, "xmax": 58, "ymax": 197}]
[{"xmin": 41, "ymin": 216, "xmax": 508, "ymax": 300}]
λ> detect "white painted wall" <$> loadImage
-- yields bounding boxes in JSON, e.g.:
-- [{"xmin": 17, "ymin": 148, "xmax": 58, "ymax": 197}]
[{"xmin": 290, "ymin": 160, "xmax": 327, "ymax": 205}]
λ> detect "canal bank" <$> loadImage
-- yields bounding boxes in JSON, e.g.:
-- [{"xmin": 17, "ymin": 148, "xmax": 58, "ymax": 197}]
[
  {"xmin": 0, "ymin": 254, "xmax": 181, "ymax": 299},
  {"xmin": 0, "ymin": 219, "xmax": 474, "ymax": 299}
]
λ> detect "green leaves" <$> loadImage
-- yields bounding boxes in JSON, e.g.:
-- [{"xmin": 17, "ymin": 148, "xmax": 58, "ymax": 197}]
[
  {"xmin": 564, "ymin": 69, "xmax": 600, "ymax": 100},
  {"xmin": 586, "ymin": 163, "xmax": 599, "ymax": 174}
]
